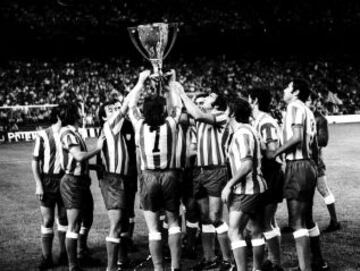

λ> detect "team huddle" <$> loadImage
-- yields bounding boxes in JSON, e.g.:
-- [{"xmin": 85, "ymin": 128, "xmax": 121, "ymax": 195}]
[{"xmin": 32, "ymin": 70, "xmax": 340, "ymax": 271}]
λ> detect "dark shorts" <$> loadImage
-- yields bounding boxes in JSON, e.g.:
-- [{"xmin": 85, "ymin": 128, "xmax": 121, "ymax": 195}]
[
  {"xmin": 100, "ymin": 172, "xmax": 126, "ymax": 210},
  {"xmin": 140, "ymin": 170, "xmax": 180, "ymax": 213},
  {"xmin": 228, "ymin": 193, "xmax": 264, "ymax": 216},
  {"xmin": 60, "ymin": 174, "xmax": 91, "ymax": 209},
  {"xmin": 124, "ymin": 175, "xmax": 137, "ymax": 218},
  {"xmin": 284, "ymin": 160, "xmax": 317, "ymax": 202},
  {"xmin": 40, "ymin": 174, "xmax": 65, "ymax": 209},
  {"xmin": 261, "ymin": 159, "xmax": 284, "ymax": 204},
  {"xmin": 193, "ymin": 166, "xmax": 228, "ymax": 199},
  {"xmin": 318, "ymin": 157, "xmax": 326, "ymax": 177}
]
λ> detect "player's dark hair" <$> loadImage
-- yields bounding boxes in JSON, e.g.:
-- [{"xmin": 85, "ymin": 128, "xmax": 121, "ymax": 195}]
[
  {"xmin": 212, "ymin": 93, "xmax": 227, "ymax": 111},
  {"xmin": 292, "ymin": 78, "xmax": 311, "ymax": 102},
  {"xmin": 230, "ymin": 98, "xmax": 252, "ymax": 124},
  {"xmin": 58, "ymin": 102, "xmax": 80, "ymax": 126},
  {"xmin": 248, "ymin": 87, "xmax": 272, "ymax": 112},
  {"xmin": 143, "ymin": 95, "xmax": 166, "ymax": 131},
  {"xmin": 98, "ymin": 100, "xmax": 116, "ymax": 128},
  {"xmin": 49, "ymin": 106, "xmax": 60, "ymax": 124}
]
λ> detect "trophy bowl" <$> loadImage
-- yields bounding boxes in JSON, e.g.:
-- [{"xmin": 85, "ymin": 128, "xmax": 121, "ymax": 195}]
[{"xmin": 128, "ymin": 22, "xmax": 178, "ymax": 94}]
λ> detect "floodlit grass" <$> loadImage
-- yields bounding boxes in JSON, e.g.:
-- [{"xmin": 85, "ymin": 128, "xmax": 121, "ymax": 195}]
[{"xmin": 0, "ymin": 124, "xmax": 360, "ymax": 270}]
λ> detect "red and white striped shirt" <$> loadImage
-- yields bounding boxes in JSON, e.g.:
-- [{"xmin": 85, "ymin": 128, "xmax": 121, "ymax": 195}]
[
  {"xmin": 99, "ymin": 112, "xmax": 130, "ymax": 176},
  {"xmin": 33, "ymin": 125, "xmax": 63, "ymax": 175},
  {"xmin": 253, "ymin": 112, "xmax": 283, "ymax": 164},
  {"xmin": 195, "ymin": 111, "xmax": 228, "ymax": 167},
  {"xmin": 60, "ymin": 125, "xmax": 89, "ymax": 176},
  {"xmin": 227, "ymin": 123, "xmax": 267, "ymax": 195},
  {"xmin": 129, "ymin": 108, "xmax": 178, "ymax": 170},
  {"xmin": 283, "ymin": 100, "xmax": 317, "ymax": 161}
]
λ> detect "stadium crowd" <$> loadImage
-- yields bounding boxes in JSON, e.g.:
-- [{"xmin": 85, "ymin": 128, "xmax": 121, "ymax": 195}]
[{"xmin": 0, "ymin": 57, "xmax": 358, "ymax": 132}]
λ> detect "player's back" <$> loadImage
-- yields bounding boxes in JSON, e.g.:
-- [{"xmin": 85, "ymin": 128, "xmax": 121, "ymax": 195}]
[{"xmin": 137, "ymin": 116, "xmax": 178, "ymax": 170}]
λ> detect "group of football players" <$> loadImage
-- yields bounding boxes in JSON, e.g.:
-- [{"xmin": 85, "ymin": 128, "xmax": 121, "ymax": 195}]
[{"xmin": 32, "ymin": 69, "xmax": 340, "ymax": 271}]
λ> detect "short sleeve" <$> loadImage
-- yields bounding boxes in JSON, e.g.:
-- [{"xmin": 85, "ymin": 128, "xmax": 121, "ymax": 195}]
[
  {"xmin": 260, "ymin": 122, "xmax": 278, "ymax": 144},
  {"xmin": 235, "ymin": 132, "xmax": 253, "ymax": 161},
  {"xmin": 62, "ymin": 132, "xmax": 80, "ymax": 150},
  {"xmin": 289, "ymin": 104, "xmax": 304, "ymax": 127},
  {"xmin": 33, "ymin": 134, "xmax": 44, "ymax": 161}
]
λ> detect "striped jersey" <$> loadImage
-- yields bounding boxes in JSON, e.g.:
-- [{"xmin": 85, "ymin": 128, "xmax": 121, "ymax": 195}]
[
  {"xmin": 185, "ymin": 125, "xmax": 197, "ymax": 168},
  {"xmin": 253, "ymin": 112, "xmax": 283, "ymax": 164},
  {"xmin": 33, "ymin": 124, "xmax": 63, "ymax": 175},
  {"xmin": 283, "ymin": 100, "xmax": 317, "ymax": 160},
  {"xmin": 98, "ymin": 112, "xmax": 130, "ymax": 176},
  {"xmin": 195, "ymin": 111, "xmax": 228, "ymax": 167},
  {"xmin": 227, "ymin": 123, "xmax": 267, "ymax": 195},
  {"xmin": 59, "ymin": 125, "xmax": 89, "ymax": 176},
  {"xmin": 130, "ymin": 108, "xmax": 178, "ymax": 170}
]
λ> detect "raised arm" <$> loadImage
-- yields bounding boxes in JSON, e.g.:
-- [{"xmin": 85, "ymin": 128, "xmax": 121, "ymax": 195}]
[
  {"xmin": 128, "ymin": 70, "xmax": 151, "ymax": 109},
  {"xmin": 173, "ymin": 84, "xmax": 223, "ymax": 124}
]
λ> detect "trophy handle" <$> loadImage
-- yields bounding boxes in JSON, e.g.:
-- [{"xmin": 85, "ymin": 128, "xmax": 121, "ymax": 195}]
[
  {"xmin": 163, "ymin": 23, "xmax": 178, "ymax": 60},
  {"xmin": 128, "ymin": 27, "xmax": 151, "ymax": 60}
]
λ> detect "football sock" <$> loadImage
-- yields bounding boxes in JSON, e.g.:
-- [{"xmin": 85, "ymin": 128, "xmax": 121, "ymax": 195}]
[
  {"xmin": 41, "ymin": 226, "xmax": 54, "ymax": 259},
  {"xmin": 185, "ymin": 221, "xmax": 199, "ymax": 249},
  {"xmin": 201, "ymin": 224, "xmax": 216, "ymax": 261},
  {"xmin": 308, "ymin": 224, "xmax": 325, "ymax": 265},
  {"xmin": 106, "ymin": 237, "xmax": 120, "ymax": 271},
  {"xmin": 293, "ymin": 229, "xmax": 311, "ymax": 271},
  {"xmin": 264, "ymin": 228, "xmax": 281, "ymax": 265},
  {"xmin": 215, "ymin": 222, "xmax": 232, "ymax": 262},
  {"xmin": 118, "ymin": 233, "xmax": 129, "ymax": 263},
  {"xmin": 168, "ymin": 226, "xmax": 182, "ymax": 269},
  {"xmin": 129, "ymin": 217, "xmax": 135, "ymax": 239},
  {"xmin": 66, "ymin": 231, "xmax": 79, "ymax": 271},
  {"xmin": 231, "ymin": 240, "xmax": 247, "ymax": 271},
  {"xmin": 149, "ymin": 232, "xmax": 163, "ymax": 271},
  {"xmin": 78, "ymin": 226, "xmax": 89, "ymax": 256},
  {"xmin": 251, "ymin": 238, "xmax": 265, "ymax": 270},
  {"xmin": 57, "ymin": 223, "xmax": 68, "ymax": 255}
]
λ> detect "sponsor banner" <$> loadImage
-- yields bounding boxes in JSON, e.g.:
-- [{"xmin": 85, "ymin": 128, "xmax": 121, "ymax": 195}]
[
  {"xmin": 326, "ymin": 114, "xmax": 360, "ymax": 124},
  {"xmin": 0, "ymin": 128, "xmax": 101, "ymax": 144}
]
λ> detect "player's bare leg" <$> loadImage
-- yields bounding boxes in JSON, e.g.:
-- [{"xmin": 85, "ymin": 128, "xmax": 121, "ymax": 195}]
[
  {"xmin": 263, "ymin": 203, "xmax": 282, "ymax": 270},
  {"xmin": 106, "ymin": 210, "xmax": 122, "ymax": 271},
  {"xmin": 40, "ymin": 206, "xmax": 55, "ymax": 269},
  {"xmin": 78, "ymin": 189, "xmax": 94, "ymax": 260},
  {"xmin": 66, "ymin": 209, "xmax": 82, "ymax": 271},
  {"xmin": 143, "ymin": 210, "xmax": 163, "ymax": 271},
  {"xmin": 287, "ymin": 200, "xmax": 311, "ymax": 271},
  {"xmin": 209, "ymin": 196, "xmax": 232, "ymax": 266},
  {"xmin": 317, "ymin": 175, "xmax": 340, "ymax": 232},
  {"xmin": 166, "ymin": 210, "xmax": 182, "ymax": 270},
  {"xmin": 228, "ymin": 209, "xmax": 249, "ymax": 271}
]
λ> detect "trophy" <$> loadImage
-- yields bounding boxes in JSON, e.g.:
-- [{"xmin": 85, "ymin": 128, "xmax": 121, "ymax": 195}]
[{"xmin": 128, "ymin": 22, "xmax": 179, "ymax": 94}]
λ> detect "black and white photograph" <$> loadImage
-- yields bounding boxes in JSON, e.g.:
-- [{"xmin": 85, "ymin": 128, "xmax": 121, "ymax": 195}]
[{"xmin": 0, "ymin": 0, "xmax": 359, "ymax": 270}]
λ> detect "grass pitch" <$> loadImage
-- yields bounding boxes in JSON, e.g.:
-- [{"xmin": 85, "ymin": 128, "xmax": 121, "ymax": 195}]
[{"xmin": 0, "ymin": 124, "xmax": 360, "ymax": 271}]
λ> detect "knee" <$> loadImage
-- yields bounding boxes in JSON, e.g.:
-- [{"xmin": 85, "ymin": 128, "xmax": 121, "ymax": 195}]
[
  {"xmin": 209, "ymin": 211, "xmax": 221, "ymax": 225},
  {"xmin": 227, "ymin": 226, "xmax": 238, "ymax": 240},
  {"xmin": 58, "ymin": 214, "xmax": 68, "ymax": 227}
]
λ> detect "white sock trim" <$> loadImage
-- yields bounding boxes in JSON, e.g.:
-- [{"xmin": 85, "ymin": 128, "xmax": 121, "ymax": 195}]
[
  {"xmin": 324, "ymin": 193, "xmax": 335, "ymax": 205},
  {"xmin": 129, "ymin": 217, "xmax": 135, "ymax": 223},
  {"xmin": 202, "ymin": 224, "xmax": 216, "ymax": 233},
  {"xmin": 159, "ymin": 215, "xmax": 166, "ymax": 221},
  {"xmin": 149, "ymin": 231, "xmax": 162, "ymax": 241},
  {"xmin": 169, "ymin": 226, "xmax": 181, "ymax": 235},
  {"xmin": 66, "ymin": 231, "xmax": 79, "ymax": 239},
  {"xmin": 308, "ymin": 224, "xmax": 320, "ymax": 237},
  {"xmin": 215, "ymin": 223, "xmax": 229, "ymax": 234},
  {"xmin": 79, "ymin": 226, "xmax": 88, "ymax": 235},
  {"xmin": 231, "ymin": 240, "xmax": 247, "ymax": 250},
  {"xmin": 251, "ymin": 238, "xmax": 265, "ymax": 246},
  {"xmin": 263, "ymin": 229, "xmax": 279, "ymax": 240},
  {"xmin": 186, "ymin": 221, "xmax": 199, "ymax": 229},
  {"xmin": 293, "ymin": 229, "xmax": 309, "ymax": 239},
  {"xmin": 106, "ymin": 236, "xmax": 120, "ymax": 243},
  {"xmin": 120, "ymin": 232, "xmax": 129, "ymax": 238},
  {"xmin": 162, "ymin": 221, "xmax": 169, "ymax": 229},
  {"xmin": 41, "ymin": 226, "xmax": 54, "ymax": 235},
  {"xmin": 57, "ymin": 223, "xmax": 68, "ymax": 232}
]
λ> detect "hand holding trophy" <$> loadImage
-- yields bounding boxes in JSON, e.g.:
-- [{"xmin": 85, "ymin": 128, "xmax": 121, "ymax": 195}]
[{"xmin": 128, "ymin": 22, "xmax": 179, "ymax": 95}]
